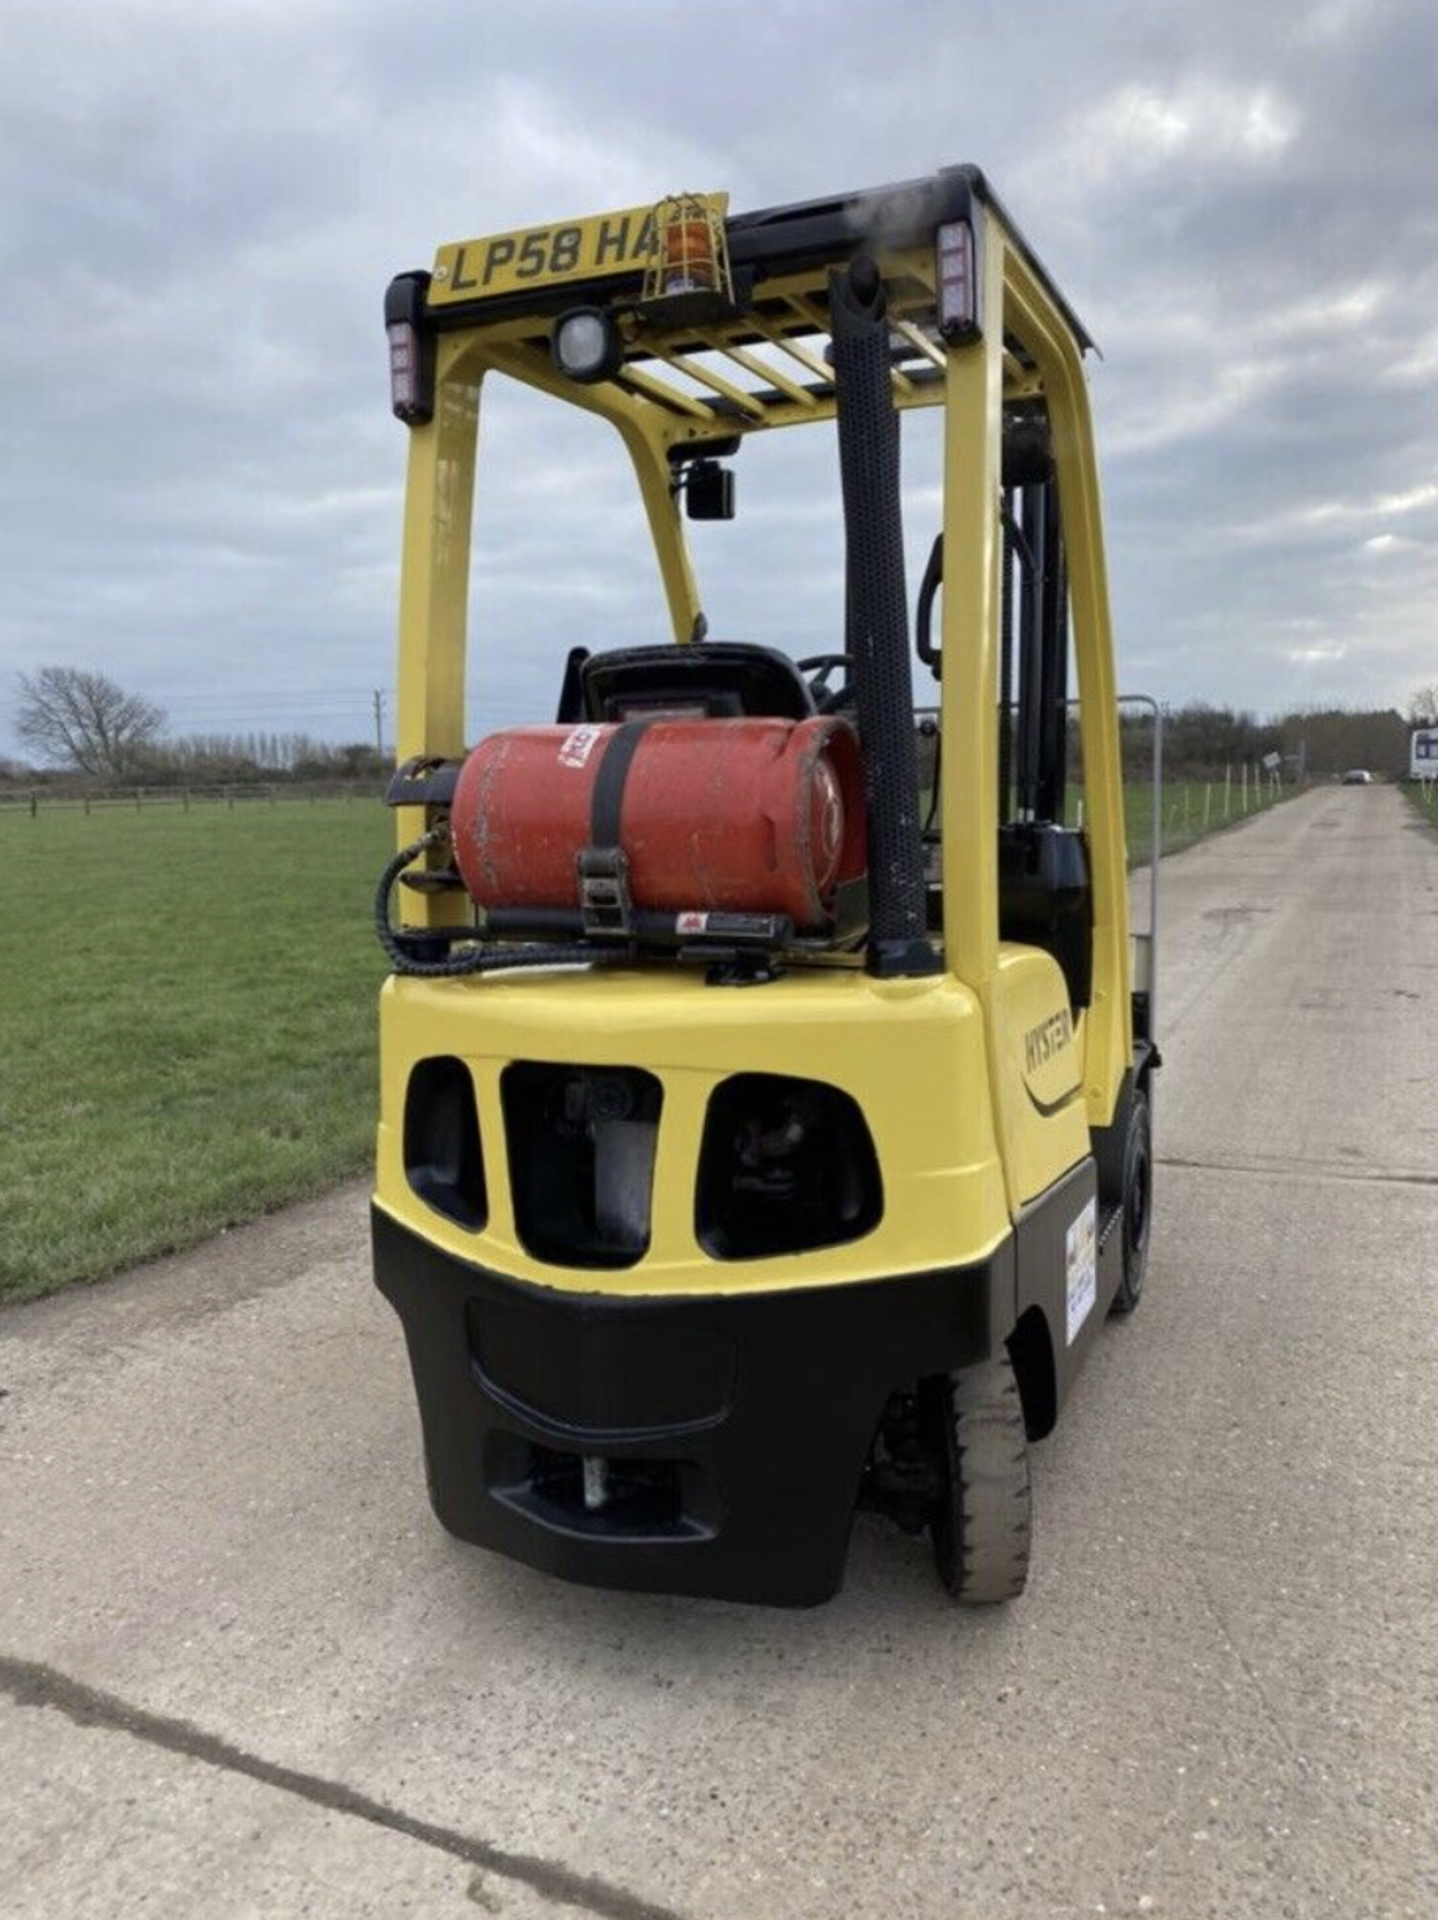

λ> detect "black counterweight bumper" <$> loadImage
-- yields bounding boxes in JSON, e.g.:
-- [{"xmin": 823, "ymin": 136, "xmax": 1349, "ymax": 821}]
[{"xmin": 373, "ymin": 1206, "xmax": 1011, "ymax": 1607}]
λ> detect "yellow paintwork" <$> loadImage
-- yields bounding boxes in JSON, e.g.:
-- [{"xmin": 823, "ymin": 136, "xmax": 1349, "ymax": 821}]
[
  {"xmin": 375, "ymin": 964, "xmax": 1011, "ymax": 1296},
  {"xmin": 993, "ymin": 946, "xmax": 1090, "ymax": 1197},
  {"xmin": 379, "ymin": 183, "xmax": 1132, "ymax": 1293}
]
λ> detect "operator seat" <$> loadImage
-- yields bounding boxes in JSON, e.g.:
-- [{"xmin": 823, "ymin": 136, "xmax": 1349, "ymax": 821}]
[{"xmin": 556, "ymin": 643, "xmax": 817, "ymax": 724}]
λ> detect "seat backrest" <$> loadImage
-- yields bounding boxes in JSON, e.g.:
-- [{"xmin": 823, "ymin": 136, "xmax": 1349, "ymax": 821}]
[{"xmin": 557, "ymin": 643, "xmax": 817, "ymax": 723}]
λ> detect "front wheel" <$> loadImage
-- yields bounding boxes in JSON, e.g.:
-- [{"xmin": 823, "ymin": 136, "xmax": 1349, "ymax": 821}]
[{"xmin": 926, "ymin": 1353, "xmax": 1031, "ymax": 1604}]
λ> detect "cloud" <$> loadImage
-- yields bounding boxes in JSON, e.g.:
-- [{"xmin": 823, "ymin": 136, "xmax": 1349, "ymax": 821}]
[{"xmin": 1062, "ymin": 78, "xmax": 1299, "ymax": 185}]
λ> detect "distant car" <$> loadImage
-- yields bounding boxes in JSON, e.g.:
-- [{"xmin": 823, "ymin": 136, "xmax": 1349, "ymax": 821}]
[{"xmin": 1341, "ymin": 769, "xmax": 1374, "ymax": 785}]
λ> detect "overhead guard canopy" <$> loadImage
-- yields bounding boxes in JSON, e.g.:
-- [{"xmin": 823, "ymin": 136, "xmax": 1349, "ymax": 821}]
[{"xmin": 385, "ymin": 166, "xmax": 1096, "ymax": 445}]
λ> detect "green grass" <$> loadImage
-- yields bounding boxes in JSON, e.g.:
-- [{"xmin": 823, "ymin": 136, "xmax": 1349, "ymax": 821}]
[
  {"xmin": 0, "ymin": 798, "xmax": 390, "ymax": 1304},
  {"xmin": 1101, "ymin": 773, "xmax": 1292, "ymax": 863},
  {"xmin": 1136, "ymin": 775, "xmax": 1290, "ymax": 867}
]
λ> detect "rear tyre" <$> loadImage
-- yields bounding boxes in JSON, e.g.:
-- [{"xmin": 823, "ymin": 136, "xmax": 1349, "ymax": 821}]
[
  {"xmin": 926, "ymin": 1353, "xmax": 1031, "ymax": 1604},
  {"xmin": 1108, "ymin": 1091, "xmax": 1153, "ymax": 1316}
]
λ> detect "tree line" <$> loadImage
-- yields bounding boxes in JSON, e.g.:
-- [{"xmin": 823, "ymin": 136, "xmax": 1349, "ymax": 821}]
[
  {"xmin": 8, "ymin": 667, "xmax": 385, "ymax": 785},
  {"xmin": 1115, "ymin": 700, "xmax": 1420, "ymax": 779},
  {"xmin": 6, "ymin": 664, "xmax": 1436, "ymax": 788}
]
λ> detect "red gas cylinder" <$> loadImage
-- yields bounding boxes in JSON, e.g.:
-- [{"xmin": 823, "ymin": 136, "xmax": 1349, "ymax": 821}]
[{"xmin": 450, "ymin": 715, "xmax": 865, "ymax": 931}]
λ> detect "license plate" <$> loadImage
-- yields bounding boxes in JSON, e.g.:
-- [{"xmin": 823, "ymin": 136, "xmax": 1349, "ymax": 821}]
[{"xmin": 429, "ymin": 193, "xmax": 728, "ymax": 306}]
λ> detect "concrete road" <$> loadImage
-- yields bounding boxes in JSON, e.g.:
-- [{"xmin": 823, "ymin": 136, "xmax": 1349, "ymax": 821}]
[{"xmin": 2, "ymin": 785, "xmax": 1435, "ymax": 1920}]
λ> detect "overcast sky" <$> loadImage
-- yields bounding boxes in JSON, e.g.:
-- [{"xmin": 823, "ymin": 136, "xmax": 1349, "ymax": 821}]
[{"xmin": 2, "ymin": 0, "xmax": 1436, "ymax": 758}]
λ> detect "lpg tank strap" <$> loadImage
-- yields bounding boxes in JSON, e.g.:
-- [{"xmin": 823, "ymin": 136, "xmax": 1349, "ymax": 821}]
[
  {"xmin": 577, "ymin": 718, "xmax": 655, "ymax": 939},
  {"xmin": 589, "ymin": 717, "xmax": 656, "ymax": 846}
]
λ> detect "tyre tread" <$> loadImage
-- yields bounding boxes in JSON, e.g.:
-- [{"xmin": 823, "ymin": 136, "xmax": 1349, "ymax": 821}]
[{"xmin": 931, "ymin": 1354, "xmax": 1032, "ymax": 1604}]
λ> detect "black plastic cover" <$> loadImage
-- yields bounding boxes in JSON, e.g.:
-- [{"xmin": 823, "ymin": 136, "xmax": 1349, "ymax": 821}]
[
  {"xmin": 372, "ymin": 1203, "xmax": 1009, "ymax": 1605},
  {"xmin": 998, "ymin": 823, "xmax": 1093, "ymax": 1008}
]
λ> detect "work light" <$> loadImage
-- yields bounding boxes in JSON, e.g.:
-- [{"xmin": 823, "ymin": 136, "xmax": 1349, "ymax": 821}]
[{"xmin": 552, "ymin": 307, "xmax": 624, "ymax": 384}]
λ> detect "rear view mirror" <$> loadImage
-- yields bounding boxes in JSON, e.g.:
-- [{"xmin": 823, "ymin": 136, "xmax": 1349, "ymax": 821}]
[{"xmin": 685, "ymin": 460, "xmax": 735, "ymax": 521}]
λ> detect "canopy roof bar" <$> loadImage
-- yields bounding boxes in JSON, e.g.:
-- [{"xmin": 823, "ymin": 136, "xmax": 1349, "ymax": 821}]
[
  {"xmin": 888, "ymin": 319, "xmax": 941, "ymax": 374},
  {"xmin": 613, "ymin": 364, "xmax": 714, "ymax": 420},
  {"xmin": 646, "ymin": 344, "xmax": 768, "ymax": 418},
  {"xmin": 476, "ymin": 332, "xmax": 1021, "ymax": 439},
  {"xmin": 700, "ymin": 336, "xmax": 819, "ymax": 410},
  {"xmin": 744, "ymin": 313, "xmax": 841, "ymax": 389}
]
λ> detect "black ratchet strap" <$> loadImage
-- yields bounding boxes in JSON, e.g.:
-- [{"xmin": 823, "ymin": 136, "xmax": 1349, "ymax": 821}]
[{"xmin": 577, "ymin": 719, "xmax": 655, "ymax": 938}]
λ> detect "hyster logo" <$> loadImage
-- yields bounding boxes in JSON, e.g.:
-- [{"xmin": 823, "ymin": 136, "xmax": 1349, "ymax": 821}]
[{"xmin": 1024, "ymin": 1007, "xmax": 1073, "ymax": 1075}]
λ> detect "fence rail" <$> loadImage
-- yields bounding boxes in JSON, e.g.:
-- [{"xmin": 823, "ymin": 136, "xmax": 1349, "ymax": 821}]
[{"xmin": 0, "ymin": 780, "xmax": 381, "ymax": 815}]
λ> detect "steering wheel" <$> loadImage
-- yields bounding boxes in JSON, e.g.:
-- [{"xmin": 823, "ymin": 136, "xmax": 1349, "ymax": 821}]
[{"xmin": 798, "ymin": 653, "xmax": 855, "ymax": 714}]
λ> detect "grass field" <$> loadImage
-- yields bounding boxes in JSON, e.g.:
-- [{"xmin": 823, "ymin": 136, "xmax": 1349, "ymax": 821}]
[
  {"xmin": 1094, "ymin": 771, "xmax": 1288, "ymax": 861},
  {"xmin": 1, "ymin": 798, "xmax": 390, "ymax": 1303},
  {"xmin": 0, "ymin": 774, "xmax": 1294, "ymax": 1305}
]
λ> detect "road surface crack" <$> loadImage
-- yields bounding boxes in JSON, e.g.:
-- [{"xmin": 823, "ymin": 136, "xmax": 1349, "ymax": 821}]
[
  {"xmin": 0, "ymin": 1651, "xmax": 691, "ymax": 1920},
  {"xmin": 1158, "ymin": 1153, "xmax": 1438, "ymax": 1190},
  {"xmin": 1188, "ymin": 1564, "xmax": 1310, "ymax": 1781}
]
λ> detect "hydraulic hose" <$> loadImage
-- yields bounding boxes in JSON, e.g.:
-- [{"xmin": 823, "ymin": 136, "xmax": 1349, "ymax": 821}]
[{"xmin": 374, "ymin": 829, "xmax": 617, "ymax": 979}]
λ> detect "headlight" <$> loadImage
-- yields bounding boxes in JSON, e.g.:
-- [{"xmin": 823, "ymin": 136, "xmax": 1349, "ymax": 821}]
[{"xmin": 551, "ymin": 306, "xmax": 623, "ymax": 384}]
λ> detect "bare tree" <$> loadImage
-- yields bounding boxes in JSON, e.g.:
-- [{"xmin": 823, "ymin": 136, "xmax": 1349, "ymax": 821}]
[
  {"xmin": 1409, "ymin": 684, "xmax": 1438, "ymax": 726},
  {"xmin": 15, "ymin": 667, "xmax": 166, "ymax": 779}
]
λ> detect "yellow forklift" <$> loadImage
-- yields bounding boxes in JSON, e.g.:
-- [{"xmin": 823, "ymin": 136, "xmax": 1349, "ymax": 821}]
[{"xmin": 372, "ymin": 169, "xmax": 1158, "ymax": 1606}]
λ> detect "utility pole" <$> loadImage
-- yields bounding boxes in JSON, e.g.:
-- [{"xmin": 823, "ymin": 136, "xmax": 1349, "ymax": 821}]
[{"xmin": 372, "ymin": 688, "xmax": 386, "ymax": 760}]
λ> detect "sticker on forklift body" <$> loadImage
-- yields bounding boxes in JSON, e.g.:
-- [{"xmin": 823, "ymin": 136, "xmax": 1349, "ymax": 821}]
[
  {"xmin": 1065, "ymin": 1198, "xmax": 1097, "ymax": 1344},
  {"xmin": 558, "ymin": 725, "xmax": 603, "ymax": 769}
]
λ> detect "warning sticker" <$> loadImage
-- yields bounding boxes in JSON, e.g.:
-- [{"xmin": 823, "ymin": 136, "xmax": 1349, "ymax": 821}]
[
  {"xmin": 1065, "ymin": 1197, "xmax": 1097, "ymax": 1345},
  {"xmin": 558, "ymin": 725, "xmax": 602, "ymax": 770},
  {"xmin": 675, "ymin": 911, "xmax": 710, "ymax": 934}
]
